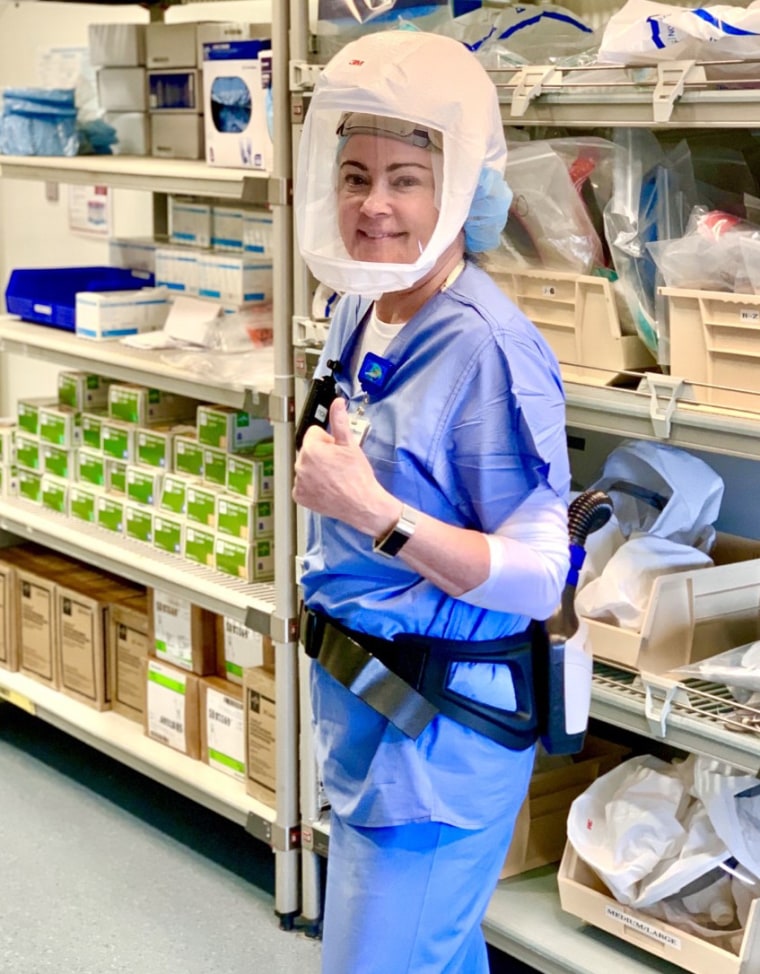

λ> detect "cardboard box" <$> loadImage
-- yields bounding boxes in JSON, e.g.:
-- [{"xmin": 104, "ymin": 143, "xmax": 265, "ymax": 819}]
[
  {"xmin": 153, "ymin": 513, "xmax": 184, "ymax": 555},
  {"xmin": 174, "ymin": 434, "xmax": 204, "ymax": 478},
  {"xmin": 217, "ymin": 614, "xmax": 267, "ymax": 684},
  {"xmin": 151, "ymin": 113, "xmax": 204, "ymax": 161},
  {"xmin": 89, "ymin": 23, "xmax": 146, "ymax": 67},
  {"xmin": 97, "ymin": 67, "xmax": 147, "ymax": 112},
  {"xmin": 106, "ymin": 458, "xmax": 128, "ymax": 495},
  {"xmin": 17, "ymin": 565, "xmax": 58, "ymax": 686},
  {"xmin": 500, "ymin": 736, "xmax": 631, "ymax": 880},
  {"xmin": 215, "ymin": 536, "xmax": 273, "ymax": 582},
  {"xmin": 108, "ymin": 595, "xmax": 149, "ymax": 721},
  {"xmin": 216, "ymin": 494, "xmax": 273, "ymax": 542},
  {"xmin": 69, "ymin": 484, "xmax": 100, "ymax": 524},
  {"xmin": 17, "ymin": 468, "xmax": 42, "ymax": 504},
  {"xmin": 105, "ymin": 112, "xmax": 150, "ymax": 156},
  {"xmin": 17, "ymin": 398, "xmax": 56, "ymax": 437},
  {"xmin": 58, "ymin": 372, "xmax": 112, "ymax": 412},
  {"xmin": 202, "ymin": 42, "xmax": 272, "ymax": 171},
  {"xmin": 583, "ymin": 533, "xmax": 760, "ymax": 674},
  {"xmin": 558, "ymin": 842, "xmax": 760, "ymax": 974},
  {"xmin": 56, "ymin": 575, "xmax": 137, "ymax": 710},
  {"xmin": 226, "ymin": 443, "xmax": 273, "ymax": 499},
  {"xmin": 143, "ymin": 657, "xmax": 201, "ymax": 758},
  {"xmin": 109, "ymin": 384, "xmax": 196, "ymax": 427},
  {"xmin": 40, "ymin": 474, "xmax": 68, "ymax": 515},
  {"xmin": 244, "ymin": 660, "xmax": 275, "ymax": 807},
  {"xmin": 108, "ymin": 237, "xmax": 158, "ymax": 275},
  {"xmin": 126, "ymin": 465, "xmax": 164, "ymax": 506},
  {"xmin": 146, "ymin": 21, "xmax": 198, "ymax": 68},
  {"xmin": 196, "ymin": 405, "xmax": 271, "ymax": 453},
  {"xmin": 125, "ymin": 501, "xmax": 154, "ymax": 544},
  {"xmin": 148, "ymin": 587, "xmax": 217, "ymax": 674},
  {"xmin": 76, "ymin": 287, "xmax": 168, "ymax": 340},
  {"xmin": 38, "ymin": 404, "xmax": 81, "ymax": 448},
  {"xmin": 0, "ymin": 546, "xmax": 37, "ymax": 671},
  {"xmin": 200, "ymin": 676, "xmax": 245, "ymax": 779},
  {"xmin": 81, "ymin": 409, "xmax": 107, "ymax": 450}
]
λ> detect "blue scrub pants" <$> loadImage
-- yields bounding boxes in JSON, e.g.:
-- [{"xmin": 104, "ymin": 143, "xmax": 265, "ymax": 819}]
[{"xmin": 321, "ymin": 808, "xmax": 522, "ymax": 973}]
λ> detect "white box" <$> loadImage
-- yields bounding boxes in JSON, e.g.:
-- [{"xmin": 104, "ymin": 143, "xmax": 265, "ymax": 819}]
[
  {"xmin": 170, "ymin": 197, "xmax": 212, "ymax": 248},
  {"xmin": 211, "ymin": 205, "xmax": 244, "ymax": 252},
  {"xmin": 75, "ymin": 287, "xmax": 170, "ymax": 341},
  {"xmin": 105, "ymin": 112, "xmax": 150, "ymax": 156},
  {"xmin": 195, "ymin": 23, "xmax": 270, "ymax": 68},
  {"xmin": 146, "ymin": 22, "xmax": 199, "ymax": 68},
  {"xmin": 202, "ymin": 42, "xmax": 272, "ymax": 171},
  {"xmin": 148, "ymin": 69, "xmax": 202, "ymax": 113},
  {"xmin": 89, "ymin": 23, "xmax": 145, "ymax": 67},
  {"xmin": 151, "ymin": 113, "xmax": 204, "ymax": 160},
  {"xmin": 97, "ymin": 67, "xmax": 147, "ymax": 112},
  {"xmin": 243, "ymin": 211, "xmax": 273, "ymax": 257},
  {"xmin": 197, "ymin": 253, "xmax": 272, "ymax": 306},
  {"xmin": 109, "ymin": 236, "xmax": 158, "ymax": 274},
  {"xmin": 155, "ymin": 246, "xmax": 200, "ymax": 295}
]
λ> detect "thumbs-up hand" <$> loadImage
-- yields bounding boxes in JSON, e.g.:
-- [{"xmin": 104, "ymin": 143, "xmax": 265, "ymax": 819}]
[{"xmin": 293, "ymin": 398, "xmax": 400, "ymax": 536}]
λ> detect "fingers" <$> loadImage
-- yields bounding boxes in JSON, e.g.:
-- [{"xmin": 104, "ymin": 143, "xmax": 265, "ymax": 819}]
[{"xmin": 328, "ymin": 397, "xmax": 353, "ymax": 447}]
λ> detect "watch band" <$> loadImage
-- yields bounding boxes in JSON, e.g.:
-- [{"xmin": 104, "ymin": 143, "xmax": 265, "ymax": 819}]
[{"xmin": 373, "ymin": 504, "xmax": 417, "ymax": 558}]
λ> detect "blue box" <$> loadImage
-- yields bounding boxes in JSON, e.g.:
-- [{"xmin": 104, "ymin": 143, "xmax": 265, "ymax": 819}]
[{"xmin": 5, "ymin": 266, "xmax": 155, "ymax": 331}]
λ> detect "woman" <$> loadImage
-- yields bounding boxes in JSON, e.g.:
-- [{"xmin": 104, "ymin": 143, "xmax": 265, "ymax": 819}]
[{"xmin": 294, "ymin": 29, "xmax": 571, "ymax": 974}]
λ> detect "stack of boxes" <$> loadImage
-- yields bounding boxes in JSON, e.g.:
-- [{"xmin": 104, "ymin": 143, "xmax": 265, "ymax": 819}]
[
  {"xmin": 0, "ymin": 417, "xmax": 17, "ymax": 497},
  {"xmin": 90, "ymin": 23, "xmax": 150, "ymax": 156},
  {"xmin": 146, "ymin": 22, "xmax": 204, "ymax": 160},
  {"xmin": 0, "ymin": 540, "xmax": 276, "ymax": 807},
  {"xmin": 12, "ymin": 370, "xmax": 275, "ymax": 584}
]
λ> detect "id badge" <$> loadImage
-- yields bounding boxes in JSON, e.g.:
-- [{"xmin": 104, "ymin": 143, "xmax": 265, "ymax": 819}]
[{"xmin": 348, "ymin": 414, "xmax": 371, "ymax": 448}]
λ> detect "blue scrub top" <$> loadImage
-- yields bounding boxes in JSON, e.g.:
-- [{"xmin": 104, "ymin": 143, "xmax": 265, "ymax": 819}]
[{"xmin": 302, "ymin": 261, "xmax": 570, "ymax": 828}]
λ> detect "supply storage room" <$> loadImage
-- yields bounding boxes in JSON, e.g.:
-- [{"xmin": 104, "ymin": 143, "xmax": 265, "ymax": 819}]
[{"xmin": 4, "ymin": 1, "xmax": 760, "ymax": 974}]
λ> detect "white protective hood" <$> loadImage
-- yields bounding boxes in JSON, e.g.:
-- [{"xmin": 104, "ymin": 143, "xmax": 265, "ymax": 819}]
[{"xmin": 295, "ymin": 30, "xmax": 507, "ymax": 298}]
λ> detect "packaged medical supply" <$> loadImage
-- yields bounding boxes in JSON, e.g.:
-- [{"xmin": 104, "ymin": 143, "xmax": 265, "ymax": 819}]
[
  {"xmin": 170, "ymin": 197, "xmax": 212, "ymax": 248},
  {"xmin": 151, "ymin": 113, "xmax": 204, "ymax": 160},
  {"xmin": 105, "ymin": 111, "xmax": 150, "ymax": 155},
  {"xmin": 97, "ymin": 67, "xmax": 147, "ymax": 112},
  {"xmin": 146, "ymin": 22, "xmax": 199, "ymax": 69},
  {"xmin": 0, "ymin": 87, "xmax": 78, "ymax": 157},
  {"xmin": 88, "ymin": 23, "xmax": 146, "ymax": 67},
  {"xmin": 148, "ymin": 69, "xmax": 201, "ymax": 112},
  {"xmin": 75, "ymin": 286, "xmax": 169, "ymax": 340}
]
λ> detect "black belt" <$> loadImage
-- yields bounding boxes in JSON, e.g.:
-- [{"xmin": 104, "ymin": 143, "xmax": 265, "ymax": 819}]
[{"xmin": 300, "ymin": 607, "xmax": 544, "ymax": 750}]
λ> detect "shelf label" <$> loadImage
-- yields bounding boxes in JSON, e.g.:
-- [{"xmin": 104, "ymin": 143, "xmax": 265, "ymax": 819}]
[
  {"xmin": 0, "ymin": 684, "xmax": 36, "ymax": 715},
  {"xmin": 605, "ymin": 905, "xmax": 681, "ymax": 950},
  {"xmin": 740, "ymin": 309, "xmax": 760, "ymax": 323}
]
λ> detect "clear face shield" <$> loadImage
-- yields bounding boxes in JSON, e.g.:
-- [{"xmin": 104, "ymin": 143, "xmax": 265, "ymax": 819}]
[{"xmin": 295, "ymin": 31, "xmax": 508, "ymax": 299}]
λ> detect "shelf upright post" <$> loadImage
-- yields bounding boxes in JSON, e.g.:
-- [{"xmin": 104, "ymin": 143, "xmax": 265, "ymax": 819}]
[{"xmin": 269, "ymin": 0, "xmax": 301, "ymax": 930}]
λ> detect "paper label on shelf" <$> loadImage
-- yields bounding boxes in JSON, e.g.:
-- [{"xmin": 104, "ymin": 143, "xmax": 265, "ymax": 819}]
[
  {"xmin": 206, "ymin": 686, "xmax": 244, "ymax": 780},
  {"xmin": 153, "ymin": 590, "xmax": 192, "ymax": 669},
  {"xmin": 0, "ymin": 684, "xmax": 36, "ymax": 715},
  {"xmin": 741, "ymin": 309, "xmax": 760, "ymax": 323},
  {"xmin": 147, "ymin": 660, "xmax": 187, "ymax": 752},
  {"xmin": 605, "ymin": 906, "xmax": 681, "ymax": 950}
]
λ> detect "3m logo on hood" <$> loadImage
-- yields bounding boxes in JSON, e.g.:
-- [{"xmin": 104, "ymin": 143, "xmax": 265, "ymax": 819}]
[{"xmin": 348, "ymin": 59, "xmax": 364, "ymax": 65}]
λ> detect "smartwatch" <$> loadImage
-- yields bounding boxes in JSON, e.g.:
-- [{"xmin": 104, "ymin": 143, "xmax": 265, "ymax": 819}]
[{"xmin": 373, "ymin": 504, "xmax": 417, "ymax": 558}]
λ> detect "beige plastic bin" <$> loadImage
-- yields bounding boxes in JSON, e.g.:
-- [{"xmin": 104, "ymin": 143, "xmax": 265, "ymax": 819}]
[
  {"xmin": 583, "ymin": 533, "xmax": 760, "ymax": 674},
  {"xmin": 558, "ymin": 842, "xmax": 760, "ymax": 974},
  {"xmin": 665, "ymin": 286, "xmax": 760, "ymax": 412},
  {"xmin": 494, "ymin": 268, "xmax": 655, "ymax": 382}
]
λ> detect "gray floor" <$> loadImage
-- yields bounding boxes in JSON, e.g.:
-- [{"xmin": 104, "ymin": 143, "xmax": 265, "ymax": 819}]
[{"xmin": 0, "ymin": 704, "xmax": 534, "ymax": 974}]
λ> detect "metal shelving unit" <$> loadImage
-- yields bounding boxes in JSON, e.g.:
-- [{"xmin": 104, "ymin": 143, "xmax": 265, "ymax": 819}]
[
  {"xmin": 0, "ymin": 0, "xmax": 300, "ymax": 927},
  {"xmin": 0, "ymin": 316, "xmax": 273, "ymax": 414}
]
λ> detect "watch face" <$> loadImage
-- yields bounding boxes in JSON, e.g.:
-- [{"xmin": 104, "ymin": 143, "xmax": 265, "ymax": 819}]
[{"xmin": 374, "ymin": 505, "xmax": 416, "ymax": 557}]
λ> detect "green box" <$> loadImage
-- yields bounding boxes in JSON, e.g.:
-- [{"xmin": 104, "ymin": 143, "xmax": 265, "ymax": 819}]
[
  {"xmin": 186, "ymin": 483, "xmax": 217, "ymax": 527},
  {"xmin": 160, "ymin": 473, "xmax": 189, "ymax": 515},
  {"xmin": 216, "ymin": 495, "xmax": 274, "ymax": 542},
  {"xmin": 81, "ymin": 409, "xmax": 107, "ymax": 451},
  {"xmin": 38, "ymin": 405, "xmax": 81, "ymax": 448},
  {"xmin": 137, "ymin": 425, "xmax": 171, "ymax": 470},
  {"xmin": 153, "ymin": 514, "xmax": 184, "ymax": 555},
  {"xmin": 202, "ymin": 446, "xmax": 227, "ymax": 488},
  {"xmin": 17, "ymin": 398, "xmax": 56, "ymax": 436},
  {"xmin": 183, "ymin": 524, "xmax": 215, "ymax": 567},
  {"xmin": 77, "ymin": 447, "xmax": 105, "ymax": 487},
  {"xmin": 214, "ymin": 536, "xmax": 274, "ymax": 582},
  {"xmin": 197, "ymin": 406, "xmax": 271, "ymax": 453},
  {"xmin": 101, "ymin": 419, "xmax": 138, "ymax": 461},
  {"xmin": 126, "ymin": 466, "xmax": 163, "ymax": 506},
  {"xmin": 58, "ymin": 371, "xmax": 111, "ymax": 411},
  {"xmin": 174, "ymin": 434, "xmax": 204, "ymax": 478},
  {"xmin": 41, "ymin": 444, "xmax": 75, "ymax": 480},
  {"xmin": 226, "ymin": 447, "xmax": 274, "ymax": 500},
  {"xmin": 106, "ymin": 458, "xmax": 128, "ymax": 495},
  {"xmin": 125, "ymin": 502, "xmax": 153, "ymax": 543},
  {"xmin": 41, "ymin": 475, "xmax": 68, "ymax": 514},
  {"xmin": 69, "ymin": 484, "xmax": 99, "ymax": 523},
  {"xmin": 96, "ymin": 495, "xmax": 125, "ymax": 533},
  {"xmin": 18, "ymin": 468, "xmax": 42, "ymax": 504},
  {"xmin": 109, "ymin": 384, "xmax": 196, "ymax": 426},
  {"xmin": 16, "ymin": 434, "xmax": 40, "ymax": 471}
]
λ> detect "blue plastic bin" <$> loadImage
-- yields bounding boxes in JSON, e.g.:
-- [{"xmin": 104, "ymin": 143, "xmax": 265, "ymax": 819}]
[{"xmin": 4, "ymin": 266, "xmax": 155, "ymax": 331}]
